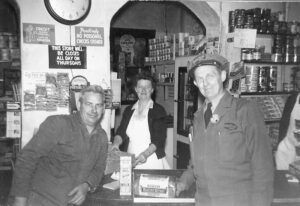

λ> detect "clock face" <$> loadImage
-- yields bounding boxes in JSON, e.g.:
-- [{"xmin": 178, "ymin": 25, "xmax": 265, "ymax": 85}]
[{"xmin": 44, "ymin": 0, "xmax": 91, "ymax": 25}]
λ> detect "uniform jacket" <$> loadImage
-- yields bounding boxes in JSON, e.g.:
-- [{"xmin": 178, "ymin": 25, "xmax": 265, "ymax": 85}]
[
  {"xmin": 180, "ymin": 91, "xmax": 274, "ymax": 206},
  {"xmin": 10, "ymin": 113, "xmax": 108, "ymax": 206},
  {"xmin": 115, "ymin": 102, "xmax": 167, "ymax": 159}
]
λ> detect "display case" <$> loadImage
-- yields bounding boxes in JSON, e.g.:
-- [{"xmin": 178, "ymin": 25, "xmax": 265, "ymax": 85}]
[{"xmin": 240, "ymin": 92, "xmax": 291, "ymax": 150}]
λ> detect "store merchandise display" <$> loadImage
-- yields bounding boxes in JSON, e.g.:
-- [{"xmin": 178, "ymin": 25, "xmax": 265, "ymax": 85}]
[
  {"xmin": 229, "ymin": 8, "xmax": 300, "ymax": 63},
  {"xmin": 134, "ymin": 174, "xmax": 176, "ymax": 198}
]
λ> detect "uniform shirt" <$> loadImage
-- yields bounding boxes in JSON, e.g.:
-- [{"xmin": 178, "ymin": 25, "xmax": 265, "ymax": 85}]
[
  {"xmin": 10, "ymin": 112, "xmax": 108, "ymax": 206},
  {"xmin": 180, "ymin": 91, "xmax": 274, "ymax": 206}
]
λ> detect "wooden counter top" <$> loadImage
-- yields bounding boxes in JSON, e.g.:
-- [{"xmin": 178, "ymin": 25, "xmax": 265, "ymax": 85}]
[{"xmin": 83, "ymin": 170, "xmax": 300, "ymax": 206}]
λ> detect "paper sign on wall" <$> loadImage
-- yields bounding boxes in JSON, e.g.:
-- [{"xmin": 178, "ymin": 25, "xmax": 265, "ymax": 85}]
[
  {"xmin": 234, "ymin": 29, "xmax": 257, "ymax": 48},
  {"xmin": 48, "ymin": 45, "xmax": 86, "ymax": 69},
  {"xmin": 75, "ymin": 26, "xmax": 104, "ymax": 46},
  {"xmin": 23, "ymin": 23, "xmax": 55, "ymax": 45}
]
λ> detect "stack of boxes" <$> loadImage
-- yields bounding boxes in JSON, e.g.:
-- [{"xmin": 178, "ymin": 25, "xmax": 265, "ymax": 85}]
[{"xmin": 148, "ymin": 35, "xmax": 173, "ymax": 63}]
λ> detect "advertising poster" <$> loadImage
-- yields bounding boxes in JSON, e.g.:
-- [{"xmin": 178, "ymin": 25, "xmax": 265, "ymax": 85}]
[
  {"xmin": 23, "ymin": 23, "xmax": 55, "ymax": 45},
  {"xmin": 23, "ymin": 72, "xmax": 69, "ymax": 111}
]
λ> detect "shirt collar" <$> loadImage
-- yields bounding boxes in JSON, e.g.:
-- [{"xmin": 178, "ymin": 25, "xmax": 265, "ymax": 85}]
[
  {"xmin": 132, "ymin": 100, "xmax": 154, "ymax": 110},
  {"xmin": 204, "ymin": 92, "xmax": 225, "ymax": 112}
]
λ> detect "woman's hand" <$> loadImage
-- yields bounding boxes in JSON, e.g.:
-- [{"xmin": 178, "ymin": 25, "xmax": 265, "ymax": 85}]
[
  {"xmin": 134, "ymin": 153, "xmax": 147, "ymax": 166},
  {"xmin": 110, "ymin": 135, "xmax": 122, "ymax": 152},
  {"xmin": 109, "ymin": 143, "xmax": 120, "ymax": 152}
]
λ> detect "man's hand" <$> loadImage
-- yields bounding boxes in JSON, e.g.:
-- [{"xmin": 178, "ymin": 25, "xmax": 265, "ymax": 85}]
[
  {"xmin": 12, "ymin": 197, "xmax": 27, "ymax": 206},
  {"xmin": 68, "ymin": 183, "xmax": 89, "ymax": 205},
  {"xmin": 176, "ymin": 181, "xmax": 188, "ymax": 197}
]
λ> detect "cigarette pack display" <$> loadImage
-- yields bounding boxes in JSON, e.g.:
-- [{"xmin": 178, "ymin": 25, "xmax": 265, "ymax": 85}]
[{"xmin": 120, "ymin": 155, "xmax": 133, "ymax": 196}]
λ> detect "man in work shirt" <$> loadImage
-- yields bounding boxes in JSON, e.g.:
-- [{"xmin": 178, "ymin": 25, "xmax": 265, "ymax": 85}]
[{"xmin": 11, "ymin": 85, "xmax": 108, "ymax": 206}]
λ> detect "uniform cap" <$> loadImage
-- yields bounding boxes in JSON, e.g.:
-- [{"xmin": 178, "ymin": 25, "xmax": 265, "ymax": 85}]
[{"xmin": 188, "ymin": 53, "xmax": 229, "ymax": 79}]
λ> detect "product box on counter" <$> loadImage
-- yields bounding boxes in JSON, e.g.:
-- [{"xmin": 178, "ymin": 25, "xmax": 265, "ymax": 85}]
[{"xmin": 133, "ymin": 169, "xmax": 195, "ymax": 204}]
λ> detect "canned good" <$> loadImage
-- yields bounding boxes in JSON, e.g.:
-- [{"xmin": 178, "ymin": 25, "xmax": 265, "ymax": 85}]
[
  {"xmin": 269, "ymin": 66, "xmax": 277, "ymax": 78},
  {"xmin": 258, "ymin": 76, "xmax": 267, "ymax": 92},
  {"xmin": 272, "ymin": 53, "xmax": 283, "ymax": 62},
  {"xmin": 8, "ymin": 34, "xmax": 18, "ymax": 48},
  {"xmin": 246, "ymin": 50, "xmax": 253, "ymax": 61},
  {"xmin": 0, "ymin": 48, "xmax": 10, "ymax": 61},
  {"xmin": 0, "ymin": 33, "xmax": 9, "ymax": 48},
  {"xmin": 268, "ymin": 66, "xmax": 277, "ymax": 91},
  {"xmin": 258, "ymin": 66, "xmax": 267, "ymax": 92},
  {"xmin": 273, "ymin": 21, "xmax": 280, "ymax": 33},
  {"xmin": 246, "ymin": 84, "xmax": 258, "ymax": 92},
  {"xmin": 245, "ymin": 65, "xmax": 259, "ymax": 76},
  {"xmin": 241, "ymin": 49, "xmax": 247, "ymax": 60},
  {"xmin": 285, "ymin": 53, "xmax": 293, "ymax": 63},
  {"xmin": 293, "ymin": 54, "xmax": 300, "ymax": 63},
  {"xmin": 10, "ymin": 48, "xmax": 20, "ymax": 59},
  {"xmin": 283, "ymin": 83, "xmax": 294, "ymax": 92},
  {"xmin": 253, "ymin": 50, "xmax": 261, "ymax": 60}
]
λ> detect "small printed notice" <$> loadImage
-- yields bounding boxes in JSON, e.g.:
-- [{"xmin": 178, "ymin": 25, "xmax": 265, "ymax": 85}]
[
  {"xmin": 48, "ymin": 45, "xmax": 86, "ymax": 69},
  {"xmin": 234, "ymin": 29, "xmax": 257, "ymax": 48},
  {"xmin": 6, "ymin": 111, "xmax": 21, "ymax": 138},
  {"xmin": 75, "ymin": 26, "xmax": 104, "ymax": 46},
  {"xmin": 23, "ymin": 23, "xmax": 55, "ymax": 45}
]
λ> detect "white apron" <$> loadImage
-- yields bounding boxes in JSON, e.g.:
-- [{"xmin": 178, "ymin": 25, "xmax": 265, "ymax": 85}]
[
  {"xmin": 276, "ymin": 94, "xmax": 300, "ymax": 170},
  {"xmin": 126, "ymin": 102, "xmax": 169, "ymax": 169}
]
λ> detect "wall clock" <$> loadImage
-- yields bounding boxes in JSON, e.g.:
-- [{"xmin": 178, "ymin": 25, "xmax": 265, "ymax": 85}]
[{"xmin": 44, "ymin": 0, "xmax": 92, "ymax": 25}]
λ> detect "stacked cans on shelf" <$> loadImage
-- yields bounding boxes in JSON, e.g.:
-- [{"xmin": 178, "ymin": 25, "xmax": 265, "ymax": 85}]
[
  {"xmin": 229, "ymin": 7, "xmax": 300, "ymax": 35},
  {"xmin": 146, "ymin": 33, "xmax": 205, "ymax": 63},
  {"xmin": 229, "ymin": 8, "xmax": 272, "ymax": 33},
  {"xmin": 147, "ymin": 35, "xmax": 173, "ymax": 63},
  {"xmin": 242, "ymin": 65, "xmax": 277, "ymax": 92},
  {"xmin": 272, "ymin": 34, "xmax": 300, "ymax": 63}
]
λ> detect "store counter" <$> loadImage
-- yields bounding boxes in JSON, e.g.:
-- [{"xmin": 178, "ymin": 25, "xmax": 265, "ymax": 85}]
[{"xmin": 83, "ymin": 170, "xmax": 300, "ymax": 206}]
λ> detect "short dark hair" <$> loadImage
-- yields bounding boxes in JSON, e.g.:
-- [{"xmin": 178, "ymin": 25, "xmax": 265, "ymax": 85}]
[
  {"xmin": 79, "ymin": 85, "xmax": 105, "ymax": 103},
  {"xmin": 135, "ymin": 72, "xmax": 157, "ymax": 90}
]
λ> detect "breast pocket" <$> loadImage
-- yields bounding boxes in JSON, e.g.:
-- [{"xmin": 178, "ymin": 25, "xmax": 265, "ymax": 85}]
[
  {"xmin": 218, "ymin": 122, "xmax": 247, "ymax": 163},
  {"xmin": 54, "ymin": 133, "xmax": 82, "ymax": 163}
]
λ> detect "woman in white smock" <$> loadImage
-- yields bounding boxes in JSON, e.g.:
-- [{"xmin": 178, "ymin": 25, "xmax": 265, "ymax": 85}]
[
  {"xmin": 276, "ymin": 67, "xmax": 300, "ymax": 170},
  {"xmin": 111, "ymin": 72, "xmax": 169, "ymax": 169},
  {"xmin": 276, "ymin": 93, "xmax": 300, "ymax": 170}
]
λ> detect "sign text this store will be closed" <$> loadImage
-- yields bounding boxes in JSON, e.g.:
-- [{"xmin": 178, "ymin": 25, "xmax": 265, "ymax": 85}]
[{"xmin": 48, "ymin": 45, "xmax": 87, "ymax": 69}]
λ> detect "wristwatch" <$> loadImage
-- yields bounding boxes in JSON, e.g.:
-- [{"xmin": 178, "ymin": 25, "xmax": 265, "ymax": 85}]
[{"xmin": 85, "ymin": 181, "xmax": 96, "ymax": 193}]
